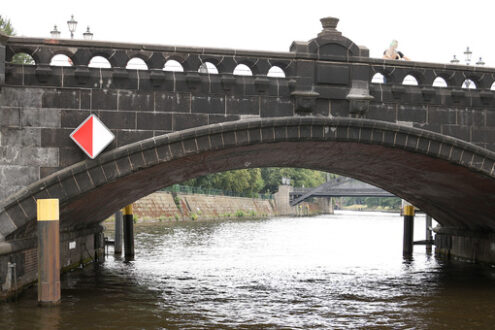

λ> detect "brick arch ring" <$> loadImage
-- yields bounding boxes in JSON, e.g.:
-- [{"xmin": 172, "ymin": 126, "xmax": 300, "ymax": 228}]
[{"xmin": 1, "ymin": 117, "xmax": 495, "ymax": 240}]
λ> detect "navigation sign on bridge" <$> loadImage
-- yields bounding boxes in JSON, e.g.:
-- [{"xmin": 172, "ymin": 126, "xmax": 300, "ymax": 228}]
[{"xmin": 70, "ymin": 114, "xmax": 115, "ymax": 159}]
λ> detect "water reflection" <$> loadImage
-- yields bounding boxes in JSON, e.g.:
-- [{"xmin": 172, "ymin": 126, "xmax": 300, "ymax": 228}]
[{"xmin": 1, "ymin": 211, "xmax": 495, "ymax": 328}]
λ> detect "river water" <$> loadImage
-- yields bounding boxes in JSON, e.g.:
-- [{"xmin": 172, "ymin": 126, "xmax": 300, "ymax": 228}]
[{"xmin": 2, "ymin": 211, "xmax": 495, "ymax": 329}]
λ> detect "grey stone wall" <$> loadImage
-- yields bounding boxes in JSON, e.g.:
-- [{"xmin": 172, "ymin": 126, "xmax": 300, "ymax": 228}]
[
  {"xmin": 0, "ymin": 87, "xmax": 59, "ymax": 201},
  {"xmin": 365, "ymin": 85, "xmax": 495, "ymax": 152}
]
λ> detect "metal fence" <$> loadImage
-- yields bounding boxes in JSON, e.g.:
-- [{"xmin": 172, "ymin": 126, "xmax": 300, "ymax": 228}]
[{"xmin": 161, "ymin": 184, "xmax": 273, "ymax": 200}]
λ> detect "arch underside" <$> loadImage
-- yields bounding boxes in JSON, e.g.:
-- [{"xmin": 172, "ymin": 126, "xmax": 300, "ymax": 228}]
[{"xmin": 2, "ymin": 118, "xmax": 495, "ymax": 239}]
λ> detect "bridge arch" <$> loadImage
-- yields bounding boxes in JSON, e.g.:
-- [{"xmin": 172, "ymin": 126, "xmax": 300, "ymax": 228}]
[{"xmin": 1, "ymin": 117, "xmax": 494, "ymax": 240}]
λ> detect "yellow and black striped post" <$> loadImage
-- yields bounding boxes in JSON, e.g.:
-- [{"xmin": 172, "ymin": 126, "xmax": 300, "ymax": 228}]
[
  {"xmin": 37, "ymin": 199, "xmax": 61, "ymax": 304},
  {"xmin": 403, "ymin": 204, "xmax": 415, "ymax": 256},
  {"xmin": 123, "ymin": 204, "xmax": 134, "ymax": 259}
]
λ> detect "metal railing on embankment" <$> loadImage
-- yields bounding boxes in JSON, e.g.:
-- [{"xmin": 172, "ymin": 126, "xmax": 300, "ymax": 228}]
[{"xmin": 161, "ymin": 184, "xmax": 273, "ymax": 200}]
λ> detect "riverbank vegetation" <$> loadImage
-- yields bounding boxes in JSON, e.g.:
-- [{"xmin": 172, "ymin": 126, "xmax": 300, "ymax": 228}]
[
  {"xmin": 338, "ymin": 197, "xmax": 401, "ymax": 211},
  {"xmin": 184, "ymin": 168, "xmax": 330, "ymax": 196}
]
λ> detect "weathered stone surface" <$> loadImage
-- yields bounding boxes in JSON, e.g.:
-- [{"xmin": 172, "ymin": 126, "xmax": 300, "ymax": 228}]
[
  {"xmin": 20, "ymin": 108, "xmax": 60, "ymax": 128},
  {"xmin": 0, "ymin": 127, "xmax": 40, "ymax": 147},
  {"xmin": 0, "ymin": 166, "xmax": 38, "ymax": 201},
  {"xmin": 0, "ymin": 108, "xmax": 20, "ymax": 127},
  {"xmin": 155, "ymin": 92, "xmax": 190, "ymax": 113},
  {"xmin": 0, "ymin": 87, "xmax": 42, "ymax": 108},
  {"xmin": 0, "ymin": 146, "xmax": 58, "ymax": 166}
]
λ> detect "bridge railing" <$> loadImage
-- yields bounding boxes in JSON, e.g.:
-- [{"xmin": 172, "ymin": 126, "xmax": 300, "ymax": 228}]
[
  {"xmin": 3, "ymin": 27, "xmax": 495, "ymax": 112},
  {"xmin": 3, "ymin": 36, "xmax": 297, "ymax": 79},
  {"xmin": 161, "ymin": 184, "xmax": 273, "ymax": 200},
  {"xmin": 4, "ymin": 36, "xmax": 495, "ymax": 93},
  {"xmin": 365, "ymin": 57, "xmax": 495, "ymax": 90}
]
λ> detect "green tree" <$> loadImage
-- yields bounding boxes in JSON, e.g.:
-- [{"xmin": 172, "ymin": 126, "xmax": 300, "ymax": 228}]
[
  {"xmin": 185, "ymin": 168, "xmax": 264, "ymax": 196},
  {"xmin": 0, "ymin": 15, "xmax": 34, "ymax": 64},
  {"xmin": 260, "ymin": 168, "xmax": 329, "ymax": 193},
  {"xmin": 183, "ymin": 168, "xmax": 329, "ymax": 196},
  {"xmin": 0, "ymin": 15, "xmax": 14, "ymax": 35}
]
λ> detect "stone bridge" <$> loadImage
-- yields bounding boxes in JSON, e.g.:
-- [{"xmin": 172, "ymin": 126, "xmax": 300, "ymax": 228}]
[{"xmin": 1, "ymin": 16, "xmax": 495, "ymax": 291}]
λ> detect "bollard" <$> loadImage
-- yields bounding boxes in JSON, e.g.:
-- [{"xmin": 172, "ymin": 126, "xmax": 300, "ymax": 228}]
[
  {"xmin": 425, "ymin": 215, "xmax": 433, "ymax": 242},
  {"xmin": 37, "ymin": 199, "xmax": 61, "ymax": 304},
  {"xmin": 425, "ymin": 214, "xmax": 433, "ymax": 254},
  {"xmin": 403, "ymin": 204, "xmax": 415, "ymax": 256},
  {"xmin": 114, "ymin": 211, "xmax": 123, "ymax": 255},
  {"xmin": 123, "ymin": 204, "xmax": 134, "ymax": 259}
]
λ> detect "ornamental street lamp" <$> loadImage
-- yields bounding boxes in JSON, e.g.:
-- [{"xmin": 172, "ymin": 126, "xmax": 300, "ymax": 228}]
[
  {"xmin": 83, "ymin": 26, "xmax": 93, "ymax": 40},
  {"xmin": 476, "ymin": 57, "xmax": 485, "ymax": 66},
  {"xmin": 50, "ymin": 25, "xmax": 61, "ymax": 39},
  {"xmin": 451, "ymin": 47, "xmax": 485, "ymax": 89},
  {"xmin": 51, "ymin": 16, "xmax": 94, "ymax": 40},
  {"xmin": 463, "ymin": 46, "xmax": 472, "ymax": 65},
  {"xmin": 67, "ymin": 15, "xmax": 78, "ymax": 39},
  {"xmin": 450, "ymin": 55, "xmax": 460, "ymax": 64},
  {"xmin": 451, "ymin": 47, "xmax": 483, "ymax": 66}
]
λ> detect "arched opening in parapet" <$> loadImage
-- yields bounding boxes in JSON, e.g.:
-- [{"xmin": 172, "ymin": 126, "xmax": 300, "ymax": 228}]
[
  {"xmin": 462, "ymin": 79, "xmax": 476, "ymax": 89},
  {"xmin": 50, "ymin": 54, "xmax": 73, "ymax": 66},
  {"xmin": 163, "ymin": 60, "xmax": 184, "ymax": 72},
  {"xmin": 233, "ymin": 64, "xmax": 253, "ymax": 76},
  {"xmin": 10, "ymin": 52, "xmax": 35, "ymax": 65},
  {"xmin": 267, "ymin": 66, "xmax": 285, "ymax": 78},
  {"xmin": 491, "ymin": 82, "xmax": 495, "ymax": 90},
  {"xmin": 126, "ymin": 58, "xmax": 148, "ymax": 70},
  {"xmin": 198, "ymin": 62, "xmax": 219, "ymax": 74},
  {"xmin": 402, "ymin": 75, "xmax": 418, "ymax": 86},
  {"xmin": 371, "ymin": 73, "xmax": 385, "ymax": 84},
  {"xmin": 89, "ymin": 56, "xmax": 111, "ymax": 68},
  {"xmin": 432, "ymin": 77, "xmax": 447, "ymax": 88}
]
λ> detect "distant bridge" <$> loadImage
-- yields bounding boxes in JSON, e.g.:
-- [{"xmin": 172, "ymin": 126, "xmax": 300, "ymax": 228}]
[{"xmin": 290, "ymin": 178, "xmax": 395, "ymax": 206}]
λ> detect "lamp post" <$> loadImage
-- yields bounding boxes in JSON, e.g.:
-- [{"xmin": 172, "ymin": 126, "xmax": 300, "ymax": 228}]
[
  {"xmin": 50, "ymin": 25, "xmax": 61, "ymax": 39},
  {"xmin": 50, "ymin": 16, "xmax": 93, "ymax": 40},
  {"xmin": 67, "ymin": 15, "xmax": 78, "ymax": 39},
  {"xmin": 450, "ymin": 55, "xmax": 460, "ymax": 64},
  {"xmin": 451, "ymin": 47, "xmax": 483, "ymax": 66},
  {"xmin": 83, "ymin": 26, "xmax": 93, "ymax": 40},
  {"xmin": 463, "ymin": 46, "xmax": 472, "ymax": 65},
  {"xmin": 450, "ymin": 47, "xmax": 484, "ymax": 89}
]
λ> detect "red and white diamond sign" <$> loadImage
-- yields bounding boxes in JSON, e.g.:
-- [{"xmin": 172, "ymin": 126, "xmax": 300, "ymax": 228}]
[{"xmin": 70, "ymin": 114, "xmax": 115, "ymax": 159}]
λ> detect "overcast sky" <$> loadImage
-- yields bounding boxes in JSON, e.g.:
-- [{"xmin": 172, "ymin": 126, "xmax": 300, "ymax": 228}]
[{"xmin": 2, "ymin": 0, "xmax": 493, "ymax": 66}]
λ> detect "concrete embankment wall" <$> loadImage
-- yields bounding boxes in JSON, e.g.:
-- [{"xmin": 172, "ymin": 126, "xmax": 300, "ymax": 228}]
[
  {"xmin": 131, "ymin": 191, "xmax": 275, "ymax": 221},
  {"xmin": 129, "ymin": 190, "xmax": 329, "ymax": 222}
]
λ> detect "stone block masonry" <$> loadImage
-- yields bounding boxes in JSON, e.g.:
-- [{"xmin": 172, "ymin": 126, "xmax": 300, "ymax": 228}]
[{"xmin": 122, "ymin": 191, "xmax": 327, "ymax": 222}]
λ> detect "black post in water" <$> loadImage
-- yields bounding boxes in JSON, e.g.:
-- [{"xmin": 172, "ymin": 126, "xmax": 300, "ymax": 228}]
[
  {"xmin": 123, "ymin": 204, "xmax": 134, "ymax": 259},
  {"xmin": 403, "ymin": 205, "xmax": 414, "ymax": 256},
  {"xmin": 425, "ymin": 214, "xmax": 433, "ymax": 254},
  {"xmin": 425, "ymin": 215, "xmax": 433, "ymax": 242},
  {"xmin": 114, "ymin": 211, "xmax": 123, "ymax": 255}
]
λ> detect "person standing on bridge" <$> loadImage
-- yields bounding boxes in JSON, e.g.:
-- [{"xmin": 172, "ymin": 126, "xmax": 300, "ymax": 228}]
[{"xmin": 383, "ymin": 40, "xmax": 410, "ymax": 60}]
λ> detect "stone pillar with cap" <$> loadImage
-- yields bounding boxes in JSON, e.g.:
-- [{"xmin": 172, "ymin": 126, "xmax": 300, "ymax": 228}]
[{"xmin": 289, "ymin": 16, "xmax": 372, "ymax": 117}]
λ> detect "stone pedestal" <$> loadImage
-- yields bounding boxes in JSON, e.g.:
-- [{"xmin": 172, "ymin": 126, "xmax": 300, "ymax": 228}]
[{"xmin": 273, "ymin": 185, "xmax": 294, "ymax": 216}]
